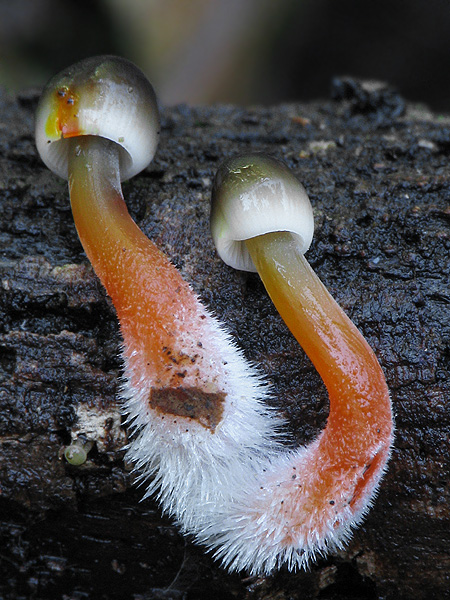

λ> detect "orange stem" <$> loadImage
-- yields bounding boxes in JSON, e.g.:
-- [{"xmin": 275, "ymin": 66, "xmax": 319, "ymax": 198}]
[
  {"xmin": 67, "ymin": 136, "xmax": 205, "ymax": 391},
  {"xmin": 246, "ymin": 232, "xmax": 393, "ymax": 519}
]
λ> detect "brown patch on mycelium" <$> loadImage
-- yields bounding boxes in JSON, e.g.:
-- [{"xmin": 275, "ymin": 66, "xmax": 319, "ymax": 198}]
[{"xmin": 149, "ymin": 386, "xmax": 226, "ymax": 432}]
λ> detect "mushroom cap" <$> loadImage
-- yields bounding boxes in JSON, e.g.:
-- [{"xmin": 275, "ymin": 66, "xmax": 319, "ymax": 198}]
[
  {"xmin": 211, "ymin": 154, "xmax": 314, "ymax": 272},
  {"xmin": 35, "ymin": 55, "xmax": 160, "ymax": 181}
]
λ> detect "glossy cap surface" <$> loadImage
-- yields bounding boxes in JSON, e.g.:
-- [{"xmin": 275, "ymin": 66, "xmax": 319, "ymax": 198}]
[
  {"xmin": 211, "ymin": 154, "xmax": 314, "ymax": 272},
  {"xmin": 35, "ymin": 55, "xmax": 160, "ymax": 181}
]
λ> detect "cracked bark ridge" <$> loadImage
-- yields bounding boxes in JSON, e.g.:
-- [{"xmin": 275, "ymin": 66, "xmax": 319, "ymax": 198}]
[{"xmin": 1, "ymin": 78, "xmax": 449, "ymax": 599}]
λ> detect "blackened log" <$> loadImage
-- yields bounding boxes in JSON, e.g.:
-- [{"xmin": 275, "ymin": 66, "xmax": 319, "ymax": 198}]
[{"xmin": 1, "ymin": 79, "xmax": 449, "ymax": 600}]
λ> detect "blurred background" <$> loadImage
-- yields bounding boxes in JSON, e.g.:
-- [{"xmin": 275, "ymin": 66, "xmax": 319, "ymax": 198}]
[{"xmin": 1, "ymin": 0, "xmax": 450, "ymax": 110}]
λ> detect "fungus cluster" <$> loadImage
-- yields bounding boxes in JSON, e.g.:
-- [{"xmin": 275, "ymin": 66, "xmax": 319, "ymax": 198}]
[{"xmin": 35, "ymin": 56, "xmax": 393, "ymax": 575}]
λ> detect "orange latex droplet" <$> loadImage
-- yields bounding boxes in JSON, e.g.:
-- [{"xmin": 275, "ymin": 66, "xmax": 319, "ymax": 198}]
[{"xmin": 45, "ymin": 86, "xmax": 81, "ymax": 139}]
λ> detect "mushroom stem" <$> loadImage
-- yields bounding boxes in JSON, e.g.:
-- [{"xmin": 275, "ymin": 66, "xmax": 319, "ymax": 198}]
[
  {"xmin": 246, "ymin": 231, "xmax": 392, "ymax": 507},
  {"xmin": 68, "ymin": 135, "xmax": 196, "ymax": 345},
  {"xmin": 67, "ymin": 135, "xmax": 231, "ymax": 424},
  {"xmin": 66, "ymin": 135, "xmax": 282, "ymax": 542},
  {"xmin": 246, "ymin": 232, "xmax": 392, "ymax": 442},
  {"xmin": 205, "ymin": 232, "xmax": 392, "ymax": 573}
]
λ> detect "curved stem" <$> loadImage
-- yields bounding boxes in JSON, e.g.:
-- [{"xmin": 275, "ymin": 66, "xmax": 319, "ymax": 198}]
[
  {"xmin": 66, "ymin": 135, "xmax": 284, "ymax": 547},
  {"xmin": 239, "ymin": 232, "xmax": 393, "ymax": 559},
  {"xmin": 67, "ymin": 136, "xmax": 229, "ymax": 429},
  {"xmin": 246, "ymin": 232, "xmax": 392, "ymax": 442}
]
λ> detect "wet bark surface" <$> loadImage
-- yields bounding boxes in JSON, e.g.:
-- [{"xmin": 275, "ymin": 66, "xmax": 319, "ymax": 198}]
[{"xmin": 0, "ymin": 79, "xmax": 449, "ymax": 599}]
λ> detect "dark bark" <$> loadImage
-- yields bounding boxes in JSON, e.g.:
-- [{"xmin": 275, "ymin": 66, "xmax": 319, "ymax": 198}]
[{"xmin": 1, "ymin": 79, "xmax": 449, "ymax": 600}]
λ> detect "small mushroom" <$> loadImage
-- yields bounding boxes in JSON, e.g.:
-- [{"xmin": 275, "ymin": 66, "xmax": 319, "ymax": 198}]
[
  {"xmin": 64, "ymin": 438, "xmax": 94, "ymax": 466},
  {"xmin": 35, "ymin": 56, "xmax": 260, "ymax": 437},
  {"xmin": 35, "ymin": 58, "xmax": 283, "ymax": 573},
  {"xmin": 210, "ymin": 153, "xmax": 394, "ymax": 572}
]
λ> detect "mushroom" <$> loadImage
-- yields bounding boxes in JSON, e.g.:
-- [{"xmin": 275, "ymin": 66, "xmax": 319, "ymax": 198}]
[
  {"xmin": 209, "ymin": 153, "xmax": 394, "ymax": 572},
  {"xmin": 64, "ymin": 437, "xmax": 94, "ymax": 466},
  {"xmin": 35, "ymin": 58, "xmax": 282, "ymax": 571}
]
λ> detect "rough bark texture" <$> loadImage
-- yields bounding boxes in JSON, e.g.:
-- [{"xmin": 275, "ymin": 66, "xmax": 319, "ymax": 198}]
[{"xmin": 0, "ymin": 79, "xmax": 449, "ymax": 600}]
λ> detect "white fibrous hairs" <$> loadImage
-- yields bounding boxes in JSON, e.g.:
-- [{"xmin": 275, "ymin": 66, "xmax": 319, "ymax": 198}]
[{"xmin": 121, "ymin": 299, "xmax": 390, "ymax": 576}]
